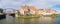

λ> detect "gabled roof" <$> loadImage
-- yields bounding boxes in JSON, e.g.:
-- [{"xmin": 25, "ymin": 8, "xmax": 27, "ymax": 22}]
[{"xmin": 20, "ymin": 4, "xmax": 37, "ymax": 11}]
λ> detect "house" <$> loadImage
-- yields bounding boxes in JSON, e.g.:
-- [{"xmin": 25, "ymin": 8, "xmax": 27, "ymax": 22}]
[
  {"xmin": 19, "ymin": 4, "xmax": 57, "ymax": 15},
  {"xmin": 38, "ymin": 8, "xmax": 57, "ymax": 15},
  {"xmin": 19, "ymin": 4, "xmax": 36, "ymax": 15}
]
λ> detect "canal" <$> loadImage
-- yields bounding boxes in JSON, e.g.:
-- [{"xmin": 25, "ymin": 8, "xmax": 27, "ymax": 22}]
[{"xmin": 0, "ymin": 16, "xmax": 60, "ymax": 24}]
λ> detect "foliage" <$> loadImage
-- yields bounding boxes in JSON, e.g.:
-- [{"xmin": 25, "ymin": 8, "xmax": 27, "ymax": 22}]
[
  {"xmin": 17, "ymin": 13, "xmax": 43, "ymax": 18},
  {"xmin": 51, "ymin": 14, "xmax": 58, "ymax": 17},
  {"xmin": 51, "ymin": 14, "xmax": 57, "ymax": 16},
  {"xmin": 35, "ymin": 14, "xmax": 43, "ymax": 17},
  {"xmin": 27, "ymin": 14, "xmax": 35, "ymax": 16},
  {"xmin": 0, "ymin": 8, "xmax": 3, "ymax": 13},
  {"xmin": 18, "ymin": 14, "xmax": 24, "ymax": 16}
]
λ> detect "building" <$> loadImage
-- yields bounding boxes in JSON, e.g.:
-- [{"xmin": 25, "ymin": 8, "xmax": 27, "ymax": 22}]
[
  {"xmin": 19, "ymin": 4, "xmax": 57, "ymax": 15},
  {"xmin": 7, "ymin": 9, "xmax": 17, "ymax": 14},
  {"xmin": 19, "ymin": 4, "xmax": 36, "ymax": 15},
  {"xmin": 38, "ymin": 8, "xmax": 57, "ymax": 15}
]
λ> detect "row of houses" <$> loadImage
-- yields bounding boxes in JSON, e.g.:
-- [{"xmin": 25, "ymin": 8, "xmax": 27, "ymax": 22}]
[
  {"xmin": 19, "ymin": 4, "xmax": 57, "ymax": 15},
  {"xmin": 6, "ymin": 4, "xmax": 57, "ymax": 15}
]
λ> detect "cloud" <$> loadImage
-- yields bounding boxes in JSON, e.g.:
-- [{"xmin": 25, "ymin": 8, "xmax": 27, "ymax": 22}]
[
  {"xmin": 26, "ymin": 0, "xmax": 60, "ymax": 8},
  {"xmin": 0, "ymin": 0, "xmax": 60, "ymax": 13},
  {"xmin": 0, "ymin": 0, "xmax": 60, "ymax": 9},
  {"xmin": 0, "ymin": 0, "xmax": 25, "ymax": 9}
]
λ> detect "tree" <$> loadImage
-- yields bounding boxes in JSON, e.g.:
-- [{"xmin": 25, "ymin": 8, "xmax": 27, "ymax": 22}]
[{"xmin": 0, "ymin": 8, "xmax": 3, "ymax": 13}]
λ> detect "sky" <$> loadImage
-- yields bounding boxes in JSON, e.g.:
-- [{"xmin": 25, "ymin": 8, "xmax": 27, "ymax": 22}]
[{"xmin": 0, "ymin": 0, "xmax": 60, "ymax": 13}]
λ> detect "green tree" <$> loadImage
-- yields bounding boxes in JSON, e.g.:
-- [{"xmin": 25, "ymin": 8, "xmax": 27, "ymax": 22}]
[{"xmin": 0, "ymin": 8, "xmax": 3, "ymax": 13}]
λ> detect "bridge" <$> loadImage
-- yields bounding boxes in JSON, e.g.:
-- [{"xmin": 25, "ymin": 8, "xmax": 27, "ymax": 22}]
[{"xmin": 0, "ymin": 8, "xmax": 17, "ymax": 19}]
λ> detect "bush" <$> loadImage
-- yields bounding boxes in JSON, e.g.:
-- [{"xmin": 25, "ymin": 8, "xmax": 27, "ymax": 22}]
[
  {"xmin": 24, "ymin": 14, "xmax": 43, "ymax": 16},
  {"xmin": 25, "ymin": 14, "xmax": 35, "ymax": 17},
  {"xmin": 18, "ymin": 14, "xmax": 24, "ymax": 16},
  {"xmin": 35, "ymin": 14, "xmax": 43, "ymax": 17},
  {"xmin": 51, "ymin": 14, "xmax": 58, "ymax": 17},
  {"xmin": 51, "ymin": 14, "xmax": 57, "ymax": 16},
  {"xmin": 17, "ymin": 13, "xmax": 43, "ymax": 18}
]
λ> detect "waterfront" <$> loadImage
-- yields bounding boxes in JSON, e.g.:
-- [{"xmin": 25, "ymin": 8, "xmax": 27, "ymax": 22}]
[{"xmin": 0, "ymin": 16, "xmax": 60, "ymax": 24}]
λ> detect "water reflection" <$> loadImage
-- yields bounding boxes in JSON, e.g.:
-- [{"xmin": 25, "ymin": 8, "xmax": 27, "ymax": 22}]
[
  {"xmin": 54, "ymin": 16, "xmax": 60, "ymax": 24},
  {"xmin": 17, "ymin": 18, "xmax": 39, "ymax": 24},
  {"xmin": 38, "ymin": 16, "xmax": 55, "ymax": 24},
  {"xmin": 0, "ymin": 16, "xmax": 60, "ymax": 24}
]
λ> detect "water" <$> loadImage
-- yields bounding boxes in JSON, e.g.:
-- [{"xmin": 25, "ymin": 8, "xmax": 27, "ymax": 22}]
[{"xmin": 0, "ymin": 16, "xmax": 60, "ymax": 24}]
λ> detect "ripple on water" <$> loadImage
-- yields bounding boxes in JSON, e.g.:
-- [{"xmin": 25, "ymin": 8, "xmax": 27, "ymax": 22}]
[{"xmin": 0, "ymin": 16, "xmax": 60, "ymax": 24}]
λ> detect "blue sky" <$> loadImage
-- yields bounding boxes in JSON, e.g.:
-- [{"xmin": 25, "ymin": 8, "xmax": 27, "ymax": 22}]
[{"xmin": 0, "ymin": 0, "xmax": 60, "ymax": 13}]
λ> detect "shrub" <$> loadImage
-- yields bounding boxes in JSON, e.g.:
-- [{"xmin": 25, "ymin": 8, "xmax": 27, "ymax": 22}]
[
  {"xmin": 35, "ymin": 14, "xmax": 43, "ymax": 17},
  {"xmin": 18, "ymin": 14, "xmax": 24, "ymax": 16},
  {"xmin": 51, "ymin": 14, "xmax": 58, "ymax": 17},
  {"xmin": 51, "ymin": 14, "xmax": 57, "ymax": 16}
]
